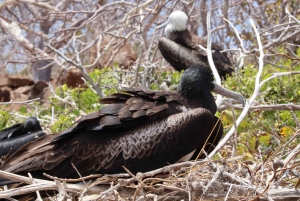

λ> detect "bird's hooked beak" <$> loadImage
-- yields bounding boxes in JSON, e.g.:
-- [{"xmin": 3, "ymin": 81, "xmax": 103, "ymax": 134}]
[
  {"xmin": 212, "ymin": 81, "xmax": 245, "ymax": 106},
  {"xmin": 156, "ymin": 19, "xmax": 169, "ymax": 30}
]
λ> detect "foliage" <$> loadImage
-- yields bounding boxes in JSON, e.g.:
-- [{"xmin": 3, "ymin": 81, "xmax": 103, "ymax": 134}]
[
  {"xmin": 0, "ymin": 68, "xmax": 117, "ymax": 133},
  {"xmin": 220, "ymin": 50, "xmax": 300, "ymax": 160},
  {"xmin": 47, "ymin": 68, "xmax": 121, "ymax": 133},
  {"xmin": 0, "ymin": 110, "xmax": 11, "ymax": 130},
  {"xmin": 150, "ymin": 70, "xmax": 182, "ymax": 90}
]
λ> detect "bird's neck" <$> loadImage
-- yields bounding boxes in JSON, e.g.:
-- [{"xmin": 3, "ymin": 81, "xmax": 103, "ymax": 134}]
[
  {"xmin": 179, "ymin": 89, "xmax": 217, "ymax": 115},
  {"xmin": 164, "ymin": 25, "xmax": 187, "ymax": 40}
]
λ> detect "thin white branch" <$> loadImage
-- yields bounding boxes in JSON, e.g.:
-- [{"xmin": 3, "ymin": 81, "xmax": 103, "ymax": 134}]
[
  {"xmin": 219, "ymin": 103, "xmax": 300, "ymax": 111},
  {"xmin": 223, "ymin": 18, "xmax": 246, "ymax": 52},
  {"xmin": 48, "ymin": 83, "xmax": 78, "ymax": 109},
  {"xmin": 283, "ymin": 143, "xmax": 300, "ymax": 166},
  {"xmin": 46, "ymin": 43, "xmax": 104, "ymax": 98},
  {"xmin": 285, "ymin": 7, "xmax": 300, "ymax": 25},
  {"xmin": 198, "ymin": 13, "xmax": 223, "ymax": 107},
  {"xmin": 0, "ymin": 19, "xmax": 49, "ymax": 58},
  {"xmin": 209, "ymin": 18, "xmax": 265, "ymax": 158},
  {"xmin": 0, "ymin": 0, "xmax": 59, "ymax": 12},
  {"xmin": 0, "ymin": 98, "xmax": 40, "ymax": 105}
]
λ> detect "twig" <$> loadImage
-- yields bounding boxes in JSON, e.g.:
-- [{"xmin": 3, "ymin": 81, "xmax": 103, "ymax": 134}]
[
  {"xmin": 219, "ymin": 103, "xmax": 300, "ymax": 111},
  {"xmin": 48, "ymin": 82, "xmax": 79, "ymax": 109},
  {"xmin": 45, "ymin": 43, "xmax": 104, "ymax": 98},
  {"xmin": 71, "ymin": 163, "xmax": 86, "ymax": 185},
  {"xmin": 28, "ymin": 173, "xmax": 43, "ymax": 201},
  {"xmin": 0, "ymin": 98, "xmax": 40, "ymax": 105},
  {"xmin": 0, "ymin": 171, "xmax": 108, "ymax": 198},
  {"xmin": 43, "ymin": 173, "xmax": 102, "ymax": 183},
  {"xmin": 55, "ymin": 180, "xmax": 70, "ymax": 201}
]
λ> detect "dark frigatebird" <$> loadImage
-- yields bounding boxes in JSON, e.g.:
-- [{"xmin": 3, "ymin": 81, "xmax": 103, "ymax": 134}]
[
  {"xmin": 1, "ymin": 65, "xmax": 244, "ymax": 180},
  {"xmin": 156, "ymin": 11, "xmax": 234, "ymax": 79},
  {"xmin": 0, "ymin": 117, "xmax": 46, "ymax": 159}
]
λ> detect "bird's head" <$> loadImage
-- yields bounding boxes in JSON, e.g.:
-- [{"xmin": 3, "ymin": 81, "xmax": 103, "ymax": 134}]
[
  {"xmin": 178, "ymin": 65, "xmax": 215, "ymax": 99},
  {"xmin": 24, "ymin": 117, "xmax": 42, "ymax": 132},
  {"xmin": 178, "ymin": 65, "xmax": 245, "ymax": 114},
  {"xmin": 156, "ymin": 11, "xmax": 188, "ymax": 38}
]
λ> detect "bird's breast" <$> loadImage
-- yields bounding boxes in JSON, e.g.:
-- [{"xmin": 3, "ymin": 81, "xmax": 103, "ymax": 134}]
[{"xmin": 118, "ymin": 108, "xmax": 213, "ymax": 159}]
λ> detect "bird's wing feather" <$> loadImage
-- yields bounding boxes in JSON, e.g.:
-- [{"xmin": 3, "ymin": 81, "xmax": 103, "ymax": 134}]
[
  {"xmin": 3, "ymin": 134, "xmax": 56, "ymax": 172},
  {"xmin": 0, "ymin": 131, "xmax": 46, "ymax": 158},
  {"xmin": 52, "ymin": 108, "xmax": 215, "ymax": 175},
  {"xmin": 185, "ymin": 33, "xmax": 234, "ymax": 77},
  {"xmin": 0, "ymin": 124, "xmax": 23, "ymax": 140},
  {"xmin": 17, "ymin": 108, "xmax": 215, "ymax": 177},
  {"xmin": 53, "ymin": 88, "xmax": 188, "ymax": 142},
  {"xmin": 1, "ymin": 90, "xmax": 217, "ymax": 177}
]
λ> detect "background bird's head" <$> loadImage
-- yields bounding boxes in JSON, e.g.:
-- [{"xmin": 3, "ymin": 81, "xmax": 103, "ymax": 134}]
[{"xmin": 156, "ymin": 11, "xmax": 188, "ymax": 38}]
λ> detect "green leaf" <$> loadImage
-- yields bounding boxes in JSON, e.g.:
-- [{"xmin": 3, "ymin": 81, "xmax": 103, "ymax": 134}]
[{"xmin": 19, "ymin": 106, "xmax": 27, "ymax": 114}]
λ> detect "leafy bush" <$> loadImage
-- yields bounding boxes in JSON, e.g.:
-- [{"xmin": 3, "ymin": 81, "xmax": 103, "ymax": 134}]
[{"xmin": 221, "ymin": 50, "xmax": 300, "ymax": 159}]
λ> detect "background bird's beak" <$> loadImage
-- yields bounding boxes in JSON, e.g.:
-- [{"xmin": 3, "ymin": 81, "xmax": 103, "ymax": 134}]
[
  {"xmin": 156, "ymin": 20, "xmax": 169, "ymax": 29},
  {"xmin": 212, "ymin": 81, "xmax": 245, "ymax": 106}
]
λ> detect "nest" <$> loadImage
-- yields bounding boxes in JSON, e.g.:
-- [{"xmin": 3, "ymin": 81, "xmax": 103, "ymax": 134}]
[{"xmin": 1, "ymin": 143, "xmax": 300, "ymax": 201}]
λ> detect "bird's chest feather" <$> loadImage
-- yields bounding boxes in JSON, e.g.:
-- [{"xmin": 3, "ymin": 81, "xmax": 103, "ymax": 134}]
[{"xmin": 106, "ymin": 108, "xmax": 214, "ymax": 159}]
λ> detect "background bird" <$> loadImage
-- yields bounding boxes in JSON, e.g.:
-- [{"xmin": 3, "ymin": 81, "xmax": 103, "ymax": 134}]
[
  {"xmin": 1, "ymin": 65, "xmax": 244, "ymax": 181},
  {"xmin": 0, "ymin": 117, "xmax": 46, "ymax": 159},
  {"xmin": 157, "ymin": 10, "xmax": 234, "ymax": 79}
]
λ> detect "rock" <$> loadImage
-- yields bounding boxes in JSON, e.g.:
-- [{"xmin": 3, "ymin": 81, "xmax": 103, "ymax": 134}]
[
  {"xmin": 0, "ymin": 89, "xmax": 11, "ymax": 102},
  {"xmin": 30, "ymin": 80, "xmax": 49, "ymax": 100},
  {"xmin": 0, "ymin": 86, "xmax": 12, "ymax": 92},
  {"xmin": 33, "ymin": 80, "xmax": 48, "ymax": 94},
  {"xmin": 8, "ymin": 91, "xmax": 29, "ymax": 111},
  {"xmin": 59, "ymin": 69, "xmax": 85, "ymax": 88},
  {"xmin": 40, "ymin": 86, "xmax": 52, "ymax": 107},
  {"xmin": 14, "ymin": 86, "xmax": 31, "ymax": 94},
  {"xmin": 10, "ymin": 91, "xmax": 28, "ymax": 102},
  {"xmin": 0, "ymin": 73, "xmax": 9, "ymax": 87},
  {"xmin": 8, "ymin": 75, "xmax": 34, "ymax": 88}
]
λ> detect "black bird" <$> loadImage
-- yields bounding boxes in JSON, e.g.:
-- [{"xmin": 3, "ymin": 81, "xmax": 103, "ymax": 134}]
[
  {"xmin": 0, "ymin": 117, "xmax": 46, "ymax": 158},
  {"xmin": 156, "ymin": 11, "xmax": 234, "ymax": 79},
  {"xmin": 1, "ymin": 65, "xmax": 244, "ymax": 179}
]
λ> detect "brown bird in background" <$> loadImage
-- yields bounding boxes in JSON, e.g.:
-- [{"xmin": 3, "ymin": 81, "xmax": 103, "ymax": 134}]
[{"xmin": 157, "ymin": 11, "xmax": 234, "ymax": 79}]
